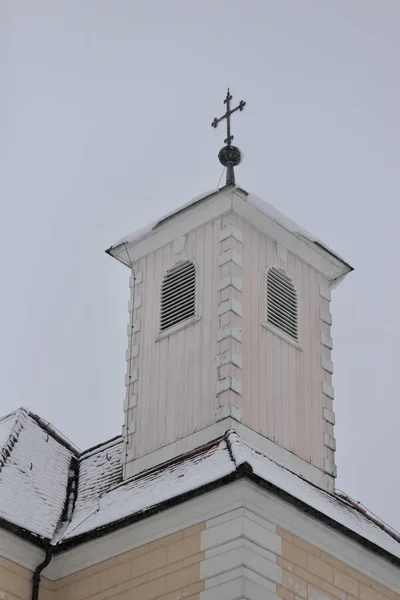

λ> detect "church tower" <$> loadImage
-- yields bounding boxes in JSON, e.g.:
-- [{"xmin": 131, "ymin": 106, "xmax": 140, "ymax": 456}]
[{"xmin": 107, "ymin": 90, "xmax": 353, "ymax": 490}]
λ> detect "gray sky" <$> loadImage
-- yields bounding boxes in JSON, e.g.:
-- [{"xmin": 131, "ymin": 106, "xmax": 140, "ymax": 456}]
[{"xmin": 1, "ymin": 1, "xmax": 399, "ymax": 531}]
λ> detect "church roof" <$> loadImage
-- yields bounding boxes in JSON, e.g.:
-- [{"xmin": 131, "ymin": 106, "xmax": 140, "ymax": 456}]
[
  {"xmin": 0, "ymin": 408, "xmax": 78, "ymax": 543},
  {"xmin": 0, "ymin": 408, "xmax": 399, "ymax": 564}
]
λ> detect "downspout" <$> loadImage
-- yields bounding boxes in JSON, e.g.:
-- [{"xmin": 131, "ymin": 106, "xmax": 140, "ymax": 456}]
[
  {"xmin": 31, "ymin": 454, "xmax": 79, "ymax": 599},
  {"xmin": 32, "ymin": 546, "xmax": 53, "ymax": 600}
]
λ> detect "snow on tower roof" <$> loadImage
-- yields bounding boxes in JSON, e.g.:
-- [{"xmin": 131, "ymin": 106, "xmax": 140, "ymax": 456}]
[{"xmin": 107, "ymin": 185, "xmax": 350, "ymax": 271}]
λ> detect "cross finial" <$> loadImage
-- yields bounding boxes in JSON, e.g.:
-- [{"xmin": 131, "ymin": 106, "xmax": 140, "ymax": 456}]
[{"xmin": 211, "ymin": 88, "xmax": 246, "ymax": 186}]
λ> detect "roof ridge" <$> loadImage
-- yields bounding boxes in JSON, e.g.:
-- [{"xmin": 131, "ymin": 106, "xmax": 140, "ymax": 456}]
[
  {"xmin": 28, "ymin": 412, "xmax": 81, "ymax": 456},
  {"xmin": 80, "ymin": 435, "xmax": 122, "ymax": 459},
  {"xmin": 0, "ymin": 407, "xmax": 29, "ymax": 472}
]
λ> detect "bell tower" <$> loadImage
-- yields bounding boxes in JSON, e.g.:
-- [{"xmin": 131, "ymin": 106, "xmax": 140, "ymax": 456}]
[{"xmin": 107, "ymin": 91, "xmax": 352, "ymax": 490}]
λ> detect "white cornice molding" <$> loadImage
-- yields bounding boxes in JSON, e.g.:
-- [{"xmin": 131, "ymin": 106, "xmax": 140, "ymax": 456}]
[
  {"xmin": 110, "ymin": 187, "xmax": 351, "ymax": 285},
  {"xmin": 39, "ymin": 481, "xmax": 400, "ymax": 592},
  {"xmin": 0, "ymin": 528, "xmax": 44, "ymax": 572}
]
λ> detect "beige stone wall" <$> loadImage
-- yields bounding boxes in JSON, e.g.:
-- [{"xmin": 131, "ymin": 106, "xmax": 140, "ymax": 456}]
[
  {"xmin": 45, "ymin": 522, "xmax": 205, "ymax": 600},
  {"xmin": 0, "ymin": 556, "xmax": 33, "ymax": 600},
  {"xmin": 277, "ymin": 528, "xmax": 400, "ymax": 600}
]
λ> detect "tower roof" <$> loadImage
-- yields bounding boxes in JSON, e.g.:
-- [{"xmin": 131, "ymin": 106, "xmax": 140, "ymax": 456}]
[{"xmin": 107, "ymin": 185, "xmax": 353, "ymax": 284}]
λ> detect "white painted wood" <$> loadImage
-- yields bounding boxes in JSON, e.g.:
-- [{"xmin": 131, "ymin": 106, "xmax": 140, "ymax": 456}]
[
  {"xmin": 216, "ymin": 404, "xmax": 243, "ymax": 421},
  {"xmin": 320, "ymin": 308, "xmax": 333, "ymax": 325},
  {"xmin": 217, "ymin": 273, "xmax": 243, "ymax": 292},
  {"xmin": 322, "ymin": 382, "xmax": 334, "ymax": 399},
  {"xmin": 172, "ymin": 235, "xmax": 187, "ymax": 254},
  {"xmin": 321, "ymin": 356, "xmax": 333, "ymax": 374},
  {"xmin": 126, "ymin": 416, "xmax": 332, "ymax": 490},
  {"xmin": 323, "ymin": 432, "xmax": 336, "ymax": 451},
  {"xmin": 217, "ymin": 324, "xmax": 243, "ymax": 343},
  {"xmin": 219, "ymin": 224, "xmax": 243, "ymax": 243},
  {"xmin": 276, "ymin": 243, "xmax": 288, "ymax": 263},
  {"xmin": 323, "ymin": 407, "xmax": 335, "ymax": 425},
  {"xmin": 319, "ymin": 284, "xmax": 331, "ymax": 300},
  {"xmin": 216, "ymin": 377, "xmax": 243, "ymax": 396},
  {"xmin": 320, "ymin": 331, "xmax": 333, "ymax": 349},
  {"xmin": 217, "ymin": 298, "xmax": 243, "ymax": 317},
  {"xmin": 119, "ymin": 188, "xmax": 343, "ymax": 480},
  {"xmin": 217, "ymin": 249, "xmax": 243, "ymax": 268},
  {"xmin": 112, "ymin": 187, "xmax": 351, "ymax": 283},
  {"xmin": 216, "ymin": 350, "xmax": 243, "ymax": 369}
]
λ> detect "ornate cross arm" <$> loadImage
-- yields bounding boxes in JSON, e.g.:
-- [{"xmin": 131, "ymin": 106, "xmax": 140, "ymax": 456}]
[{"xmin": 211, "ymin": 88, "xmax": 246, "ymax": 186}]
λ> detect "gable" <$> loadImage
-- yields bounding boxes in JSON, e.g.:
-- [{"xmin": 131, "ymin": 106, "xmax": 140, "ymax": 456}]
[{"xmin": 107, "ymin": 185, "xmax": 352, "ymax": 285}]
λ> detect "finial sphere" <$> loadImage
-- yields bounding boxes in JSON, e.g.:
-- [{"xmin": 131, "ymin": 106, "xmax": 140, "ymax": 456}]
[{"xmin": 218, "ymin": 145, "xmax": 242, "ymax": 168}]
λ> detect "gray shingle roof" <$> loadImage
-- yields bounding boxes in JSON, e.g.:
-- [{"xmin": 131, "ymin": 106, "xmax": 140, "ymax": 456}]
[{"xmin": 0, "ymin": 409, "xmax": 398, "ymax": 564}]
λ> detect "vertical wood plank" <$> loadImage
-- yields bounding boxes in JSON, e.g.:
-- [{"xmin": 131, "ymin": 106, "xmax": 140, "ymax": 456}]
[{"xmin": 302, "ymin": 261, "xmax": 312, "ymax": 461}]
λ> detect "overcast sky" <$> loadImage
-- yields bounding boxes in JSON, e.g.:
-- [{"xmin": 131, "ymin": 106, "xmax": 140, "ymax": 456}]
[{"xmin": 1, "ymin": 1, "xmax": 399, "ymax": 531}]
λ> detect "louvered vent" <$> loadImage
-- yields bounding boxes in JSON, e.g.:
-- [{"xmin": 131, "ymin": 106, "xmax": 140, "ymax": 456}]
[
  {"xmin": 160, "ymin": 260, "xmax": 196, "ymax": 332},
  {"xmin": 265, "ymin": 267, "xmax": 299, "ymax": 342}
]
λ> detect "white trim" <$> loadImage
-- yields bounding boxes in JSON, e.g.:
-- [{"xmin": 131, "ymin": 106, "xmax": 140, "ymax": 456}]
[
  {"xmin": 320, "ymin": 308, "xmax": 332, "ymax": 325},
  {"xmin": 324, "ymin": 457, "xmax": 337, "ymax": 477},
  {"xmin": 172, "ymin": 235, "xmax": 187, "ymax": 254},
  {"xmin": 125, "ymin": 419, "xmax": 332, "ymax": 490},
  {"xmin": 319, "ymin": 284, "xmax": 331, "ymax": 301},
  {"xmin": 112, "ymin": 188, "xmax": 351, "ymax": 285},
  {"xmin": 200, "ymin": 503, "xmax": 281, "ymax": 600},
  {"xmin": 125, "ymin": 344, "xmax": 139, "ymax": 360},
  {"xmin": 322, "ymin": 382, "xmax": 334, "ymax": 399},
  {"xmin": 0, "ymin": 528, "xmax": 44, "ymax": 572},
  {"xmin": 217, "ymin": 324, "xmax": 243, "ymax": 343},
  {"xmin": 114, "ymin": 190, "xmax": 233, "ymax": 265},
  {"xmin": 320, "ymin": 332, "xmax": 333, "ymax": 349},
  {"xmin": 276, "ymin": 243, "xmax": 288, "ymax": 263},
  {"xmin": 217, "ymin": 274, "xmax": 243, "ymax": 293},
  {"xmin": 239, "ymin": 482, "xmax": 400, "ymax": 593},
  {"xmin": 123, "ymin": 393, "xmax": 138, "ymax": 411},
  {"xmin": 216, "ymin": 404, "xmax": 243, "ymax": 422},
  {"xmin": 323, "ymin": 407, "xmax": 335, "ymax": 425},
  {"xmin": 216, "ymin": 377, "xmax": 243, "ymax": 396},
  {"xmin": 155, "ymin": 315, "xmax": 201, "ymax": 341},
  {"xmin": 217, "ymin": 298, "xmax": 243, "ymax": 317},
  {"xmin": 232, "ymin": 191, "xmax": 350, "ymax": 283},
  {"xmin": 323, "ymin": 432, "xmax": 336, "ymax": 451},
  {"xmin": 216, "ymin": 350, "xmax": 243, "ymax": 369},
  {"xmin": 261, "ymin": 321, "xmax": 302, "ymax": 350},
  {"xmin": 219, "ymin": 224, "xmax": 243, "ymax": 243},
  {"xmin": 41, "ymin": 481, "xmax": 400, "ymax": 590},
  {"xmin": 129, "ymin": 270, "xmax": 142, "ymax": 287},
  {"xmin": 125, "ymin": 369, "xmax": 138, "ymax": 386},
  {"xmin": 321, "ymin": 356, "xmax": 333, "ymax": 374},
  {"xmin": 128, "ymin": 296, "xmax": 142, "ymax": 311},
  {"xmin": 217, "ymin": 249, "xmax": 243, "ymax": 268},
  {"xmin": 126, "ymin": 320, "xmax": 141, "ymax": 335}
]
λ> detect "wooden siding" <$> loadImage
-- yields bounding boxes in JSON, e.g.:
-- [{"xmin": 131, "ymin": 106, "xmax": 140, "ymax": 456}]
[
  {"xmin": 124, "ymin": 211, "xmax": 333, "ymax": 473},
  {"xmin": 240, "ymin": 217, "xmax": 328, "ymax": 469},
  {"xmin": 127, "ymin": 220, "xmax": 222, "ymax": 460}
]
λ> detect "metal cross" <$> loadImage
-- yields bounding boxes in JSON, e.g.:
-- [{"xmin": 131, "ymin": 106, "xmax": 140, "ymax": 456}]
[{"xmin": 211, "ymin": 88, "xmax": 246, "ymax": 146}]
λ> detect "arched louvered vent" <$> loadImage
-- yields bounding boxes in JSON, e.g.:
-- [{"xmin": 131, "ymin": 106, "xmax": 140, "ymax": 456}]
[
  {"xmin": 265, "ymin": 267, "xmax": 299, "ymax": 342},
  {"xmin": 160, "ymin": 260, "xmax": 196, "ymax": 332}
]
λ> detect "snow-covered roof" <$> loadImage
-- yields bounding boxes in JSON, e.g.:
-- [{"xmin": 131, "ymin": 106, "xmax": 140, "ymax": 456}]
[
  {"xmin": 0, "ymin": 409, "xmax": 398, "ymax": 563},
  {"xmin": 0, "ymin": 408, "xmax": 77, "ymax": 541},
  {"xmin": 54, "ymin": 431, "xmax": 399, "ymax": 562},
  {"xmin": 108, "ymin": 185, "xmax": 349, "ymax": 268}
]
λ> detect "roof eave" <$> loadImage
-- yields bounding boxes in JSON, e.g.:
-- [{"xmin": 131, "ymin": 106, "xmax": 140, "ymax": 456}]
[{"xmin": 51, "ymin": 469, "xmax": 400, "ymax": 567}]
